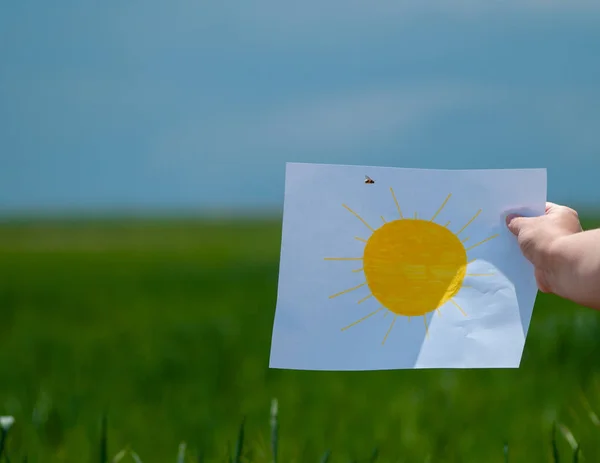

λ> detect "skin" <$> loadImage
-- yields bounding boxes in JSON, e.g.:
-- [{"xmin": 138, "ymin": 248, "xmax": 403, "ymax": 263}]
[{"xmin": 506, "ymin": 202, "xmax": 600, "ymax": 310}]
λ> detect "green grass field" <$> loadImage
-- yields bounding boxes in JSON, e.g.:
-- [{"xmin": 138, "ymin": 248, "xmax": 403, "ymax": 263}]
[{"xmin": 1, "ymin": 216, "xmax": 600, "ymax": 462}]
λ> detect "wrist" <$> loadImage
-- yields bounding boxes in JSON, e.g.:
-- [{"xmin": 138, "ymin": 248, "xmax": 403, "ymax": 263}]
[{"xmin": 542, "ymin": 235, "xmax": 572, "ymax": 296}]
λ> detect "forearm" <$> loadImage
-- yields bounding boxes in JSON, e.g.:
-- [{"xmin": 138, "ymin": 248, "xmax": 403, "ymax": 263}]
[{"xmin": 549, "ymin": 228, "xmax": 600, "ymax": 310}]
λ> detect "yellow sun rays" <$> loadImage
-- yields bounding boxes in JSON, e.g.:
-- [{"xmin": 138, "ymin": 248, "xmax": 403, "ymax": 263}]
[
  {"xmin": 465, "ymin": 234, "xmax": 500, "ymax": 252},
  {"xmin": 328, "ymin": 282, "xmax": 367, "ymax": 299},
  {"xmin": 382, "ymin": 315, "xmax": 397, "ymax": 345},
  {"xmin": 325, "ymin": 188, "xmax": 498, "ymax": 345},
  {"xmin": 341, "ymin": 307, "xmax": 384, "ymax": 332},
  {"xmin": 390, "ymin": 187, "xmax": 403, "ymax": 219},
  {"xmin": 450, "ymin": 299, "xmax": 467, "ymax": 316},
  {"xmin": 456, "ymin": 209, "xmax": 481, "ymax": 235},
  {"xmin": 342, "ymin": 204, "xmax": 374, "ymax": 232},
  {"xmin": 358, "ymin": 294, "xmax": 373, "ymax": 304},
  {"xmin": 430, "ymin": 193, "xmax": 451, "ymax": 222}
]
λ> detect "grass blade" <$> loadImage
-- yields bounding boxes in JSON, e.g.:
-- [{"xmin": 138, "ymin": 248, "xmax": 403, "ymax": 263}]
[
  {"xmin": 504, "ymin": 441, "xmax": 509, "ymax": 463},
  {"xmin": 130, "ymin": 450, "xmax": 143, "ymax": 463},
  {"xmin": 177, "ymin": 442, "xmax": 187, "ymax": 463},
  {"xmin": 233, "ymin": 418, "xmax": 245, "ymax": 463},
  {"xmin": 580, "ymin": 392, "xmax": 600, "ymax": 427},
  {"xmin": 558, "ymin": 423, "xmax": 579, "ymax": 451},
  {"xmin": 270, "ymin": 399, "xmax": 279, "ymax": 463},
  {"xmin": 552, "ymin": 422, "xmax": 560, "ymax": 463},
  {"xmin": 100, "ymin": 414, "xmax": 108, "ymax": 463},
  {"xmin": 111, "ymin": 449, "xmax": 127, "ymax": 463},
  {"xmin": 573, "ymin": 445, "xmax": 580, "ymax": 463},
  {"xmin": 0, "ymin": 430, "xmax": 6, "ymax": 462},
  {"xmin": 0, "ymin": 418, "xmax": 13, "ymax": 463},
  {"xmin": 319, "ymin": 450, "xmax": 331, "ymax": 463},
  {"xmin": 369, "ymin": 447, "xmax": 379, "ymax": 462}
]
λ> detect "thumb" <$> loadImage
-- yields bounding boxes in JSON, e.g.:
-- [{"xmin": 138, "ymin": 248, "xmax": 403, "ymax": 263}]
[{"xmin": 505, "ymin": 213, "xmax": 532, "ymax": 236}]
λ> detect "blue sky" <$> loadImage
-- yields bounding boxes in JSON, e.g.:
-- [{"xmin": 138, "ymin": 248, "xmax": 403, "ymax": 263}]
[{"xmin": 1, "ymin": 1, "xmax": 599, "ymax": 214}]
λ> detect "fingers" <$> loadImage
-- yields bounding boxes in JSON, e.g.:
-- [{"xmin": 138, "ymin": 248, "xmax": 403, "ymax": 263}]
[
  {"xmin": 506, "ymin": 202, "xmax": 558, "ymax": 235},
  {"xmin": 506, "ymin": 214, "xmax": 529, "ymax": 236},
  {"xmin": 505, "ymin": 214, "xmax": 519, "ymax": 235},
  {"xmin": 545, "ymin": 202, "xmax": 561, "ymax": 214}
]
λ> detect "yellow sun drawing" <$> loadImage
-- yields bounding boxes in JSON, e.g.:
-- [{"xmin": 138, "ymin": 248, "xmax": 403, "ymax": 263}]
[{"xmin": 324, "ymin": 188, "xmax": 498, "ymax": 345}]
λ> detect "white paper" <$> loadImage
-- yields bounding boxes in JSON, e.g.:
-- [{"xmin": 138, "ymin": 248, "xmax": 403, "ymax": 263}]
[{"xmin": 269, "ymin": 162, "xmax": 547, "ymax": 370}]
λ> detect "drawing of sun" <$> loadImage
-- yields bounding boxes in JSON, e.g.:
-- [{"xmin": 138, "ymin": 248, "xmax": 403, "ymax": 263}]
[{"xmin": 324, "ymin": 188, "xmax": 498, "ymax": 345}]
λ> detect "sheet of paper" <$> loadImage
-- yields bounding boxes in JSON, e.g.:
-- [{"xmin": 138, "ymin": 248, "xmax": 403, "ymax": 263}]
[{"xmin": 269, "ymin": 162, "xmax": 547, "ymax": 370}]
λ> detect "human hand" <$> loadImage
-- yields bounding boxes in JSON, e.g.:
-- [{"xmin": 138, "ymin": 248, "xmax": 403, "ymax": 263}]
[{"xmin": 506, "ymin": 202, "xmax": 583, "ymax": 294}]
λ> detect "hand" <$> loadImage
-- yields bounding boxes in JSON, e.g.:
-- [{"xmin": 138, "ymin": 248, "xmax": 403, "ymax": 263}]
[{"xmin": 506, "ymin": 202, "xmax": 583, "ymax": 293}]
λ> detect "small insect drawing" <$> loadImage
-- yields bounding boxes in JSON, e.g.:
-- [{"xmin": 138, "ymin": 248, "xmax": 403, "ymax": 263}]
[{"xmin": 364, "ymin": 175, "xmax": 375, "ymax": 184}]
